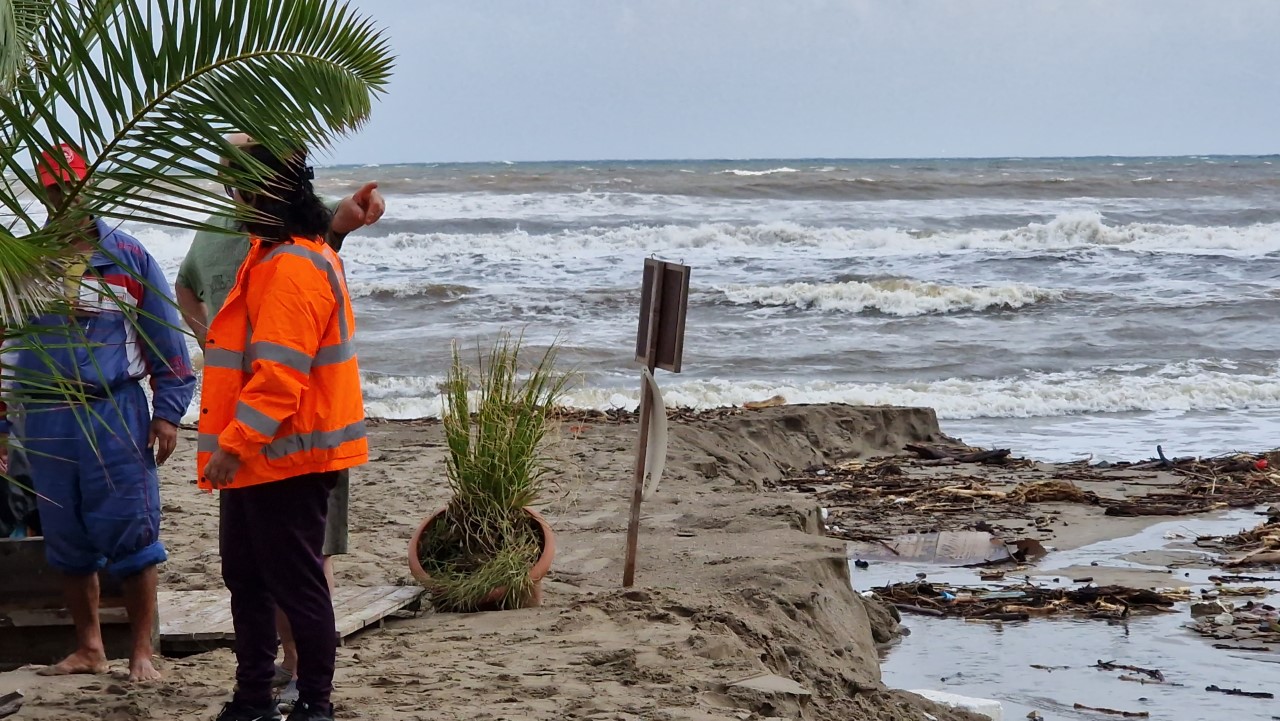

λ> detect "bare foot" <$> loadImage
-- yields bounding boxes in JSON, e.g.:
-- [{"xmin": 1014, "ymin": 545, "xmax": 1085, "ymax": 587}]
[
  {"xmin": 128, "ymin": 655, "xmax": 162, "ymax": 683},
  {"xmin": 37, "ymin": 648, "xmax": 108, "ymax": 676}
]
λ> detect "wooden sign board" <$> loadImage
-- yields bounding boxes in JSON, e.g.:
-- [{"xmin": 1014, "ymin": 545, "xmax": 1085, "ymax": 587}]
[
  {"xmin": 624, "ymin": 257, "xmax": 691, "ymax": 588},
  {"xmin": 635, "ymin": 258, "xmax": 690, "ymax": 373}
]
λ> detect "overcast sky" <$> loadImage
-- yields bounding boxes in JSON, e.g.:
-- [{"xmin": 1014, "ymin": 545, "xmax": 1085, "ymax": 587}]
[{"xmin": 326, "ymin": 0, "xmax": 1280, "ymax": 164}]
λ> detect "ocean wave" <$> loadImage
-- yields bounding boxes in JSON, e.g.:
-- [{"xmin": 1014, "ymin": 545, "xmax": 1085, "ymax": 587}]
[
  {"xmin": 720, "ymin": 167, "xmax": 799, "ymax": 176},
  {"xmin": 628, "ymin": 363, "xmax": 1280, "ymax": 420},
  {"xmin": 327, "ymin": 213, "xmax": 1280, "ymax": 269},
  {"xmin": 347, "ymin": 281, "xmax": 476, "ymax": 301},
  {"xmin": 346, "ymin": 360, "xmax": 1280, "ymax": 421},
  {"xmin": 127, "ymin": 212, "xmax": 1280, "ymax": 301},
  {"xmin": 717, "ymin": 279, "xmax": 1061, "ymax": 316}
]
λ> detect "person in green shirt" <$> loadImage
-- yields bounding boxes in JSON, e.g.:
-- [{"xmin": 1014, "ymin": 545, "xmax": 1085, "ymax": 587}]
[{"xmin": 175, "ymin": 134, "xmax": 384, "ymax": 711}]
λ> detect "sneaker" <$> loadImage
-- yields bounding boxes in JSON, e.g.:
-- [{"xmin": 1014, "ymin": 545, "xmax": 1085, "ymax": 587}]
[
  {"xmin": 285, "ymin": 702, "xmax": 334, "ymax": 721},
  {"xmin": 274, "ymin": 679, "xmax": 299, "ymax": 713},
  {"xmin": 215, "ymin": 701, "xmax": 283, "ymax": 721}
]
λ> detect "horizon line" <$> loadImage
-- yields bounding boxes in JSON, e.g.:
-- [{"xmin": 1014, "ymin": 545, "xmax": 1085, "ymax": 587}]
[{"xmin": 316, "ymin": 152, "xmax": 1280, "ymax": 168}]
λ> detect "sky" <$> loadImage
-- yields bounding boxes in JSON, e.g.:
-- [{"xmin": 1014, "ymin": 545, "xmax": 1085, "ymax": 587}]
[{"xmin": 325, "ymin": 0, "xmax": 1280, "ymax": 164}]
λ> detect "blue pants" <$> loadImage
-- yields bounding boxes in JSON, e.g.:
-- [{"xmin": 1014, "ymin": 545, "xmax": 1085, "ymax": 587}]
[{"xmin": 22, "ymin": 382, "xmax": 167, "ymax": 578}]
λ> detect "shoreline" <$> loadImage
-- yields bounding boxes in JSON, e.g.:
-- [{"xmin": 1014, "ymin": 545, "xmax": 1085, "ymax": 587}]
[{"xmin": 5, "ymin": 403, "xmax": 1276, "ymax": 720}]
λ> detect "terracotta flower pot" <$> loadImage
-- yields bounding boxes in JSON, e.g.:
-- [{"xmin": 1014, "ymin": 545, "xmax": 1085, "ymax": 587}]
[{"xmin": 408, "ymin": 506, "xmax": 556, "ymax": 611}]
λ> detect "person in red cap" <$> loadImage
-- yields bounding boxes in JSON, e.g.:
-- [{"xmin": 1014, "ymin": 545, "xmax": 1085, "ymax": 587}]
[
  {"xmin": 36, "ymin": 143, "xmax": 90, "ymax": 190},
  {"xmin": 1, "ymin": 143, "xmax": 196, "ymax": 682}
]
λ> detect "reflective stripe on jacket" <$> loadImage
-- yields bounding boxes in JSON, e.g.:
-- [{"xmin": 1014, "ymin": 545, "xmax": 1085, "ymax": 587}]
[{"xmin": 196, "ymin": 236, "xmax": 367, "ymax": 490}]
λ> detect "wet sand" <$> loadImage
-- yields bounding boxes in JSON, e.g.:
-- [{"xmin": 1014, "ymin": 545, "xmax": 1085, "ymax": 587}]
[{"xmin": 874, "ymin": 511, "xmax": 1280, "ymax": 721}]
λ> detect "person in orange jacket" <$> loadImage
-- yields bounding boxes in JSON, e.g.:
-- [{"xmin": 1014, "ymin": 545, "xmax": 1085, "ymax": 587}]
[{"xmin": 198, "ymin": 143, "xmax": 367, "ymax": 721}]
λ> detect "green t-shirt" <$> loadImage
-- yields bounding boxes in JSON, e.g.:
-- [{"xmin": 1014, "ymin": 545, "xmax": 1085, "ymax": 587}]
[{"xmin": 176, "ymin": 201, "xmax": 343, "ymax": 314}]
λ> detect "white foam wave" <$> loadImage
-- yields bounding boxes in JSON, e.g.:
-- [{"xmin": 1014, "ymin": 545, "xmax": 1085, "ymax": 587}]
[
  {"xmin": 319, "ymin": 213, "xmax": 1280, "ymax": 274},
  {"xmin": 351, "ymin": 361, "xmax": 1280, "ymax": 422},
  {"xmin": 720, "ymin": 167, "xmax": 799, "ymax": 176},
  {"xmin": 718, "ymin": 279, "xmax": 1061, "ymax": 316},
  {"xmin": 360, "ymin": 373, "xmax": 447, "ymax": 419}
]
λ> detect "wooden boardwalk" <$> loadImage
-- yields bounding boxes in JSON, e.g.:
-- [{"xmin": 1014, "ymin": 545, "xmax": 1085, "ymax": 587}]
[{"xmin": 159, "ymin": 586, "xmax": 424, "ymax": 653}]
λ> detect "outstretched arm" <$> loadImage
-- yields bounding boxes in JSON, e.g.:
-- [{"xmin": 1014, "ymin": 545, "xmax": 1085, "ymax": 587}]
[{"xmin": 327, "ymin": 182, "xmax": 385, "ymax": 251}]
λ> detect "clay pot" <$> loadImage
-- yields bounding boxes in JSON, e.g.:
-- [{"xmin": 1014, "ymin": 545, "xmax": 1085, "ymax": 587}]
[{"xmin": 408, "ymin": 506, "xmax": 556, "ymax": 611}]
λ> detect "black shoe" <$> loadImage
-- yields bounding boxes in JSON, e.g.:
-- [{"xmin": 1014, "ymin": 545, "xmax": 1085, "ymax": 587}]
[
  {"xmin": 285, "ymin": 702, "xmax": 334, "ymax": 721},
  {"xmin": 216, "ymin": 701, "xmax": 283, "ymax": 721}
]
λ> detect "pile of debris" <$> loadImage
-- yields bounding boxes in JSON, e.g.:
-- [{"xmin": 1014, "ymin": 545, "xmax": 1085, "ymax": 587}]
[
  {"xmin": 871, "ymin": 581, "xmax": 1186, "ymax": 622},
  {"xmin": 1092, "ymin": 449, "xmax": 1280, "ymax": 517},
  {"xmin": 1196, "ymin": 510, "xmax": 1280, "ymax": 568},
  {"xmin": 775, "ymin": 442, "xmax": 1280, "ymax": 542},
  {"xmin": 1189, "ymin": 599, "xmax": 1280, "ymax": 653},
  {"xmin": 773, "ymin": 445, "xmax": 1099, "ymax": 542}
]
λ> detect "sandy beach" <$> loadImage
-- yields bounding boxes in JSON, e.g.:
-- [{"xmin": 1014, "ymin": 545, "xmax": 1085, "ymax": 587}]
[
  {"xmin": 1, "ymin": 402, "xmax": 1275, "ymax": 720},
  {"xmin": 2, "ymin": 404, "xmax": 977, "ymax": 721}
]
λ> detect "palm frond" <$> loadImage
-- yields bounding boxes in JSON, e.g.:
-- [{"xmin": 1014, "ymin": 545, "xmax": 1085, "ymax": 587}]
[
  {"xmin": 0, "ymin": 0, "xmax": 50, "ymax": 92},
  {"xmin": 0, "ymin": 0, "xmax": 394, "ymax": 447},
  {"xmin": 2, "ymin": 0, "xmax": 394, "ymax": 224},
  {"xmin": 0, "ymin": 0, "xmax": 394, "ymax": 327}
]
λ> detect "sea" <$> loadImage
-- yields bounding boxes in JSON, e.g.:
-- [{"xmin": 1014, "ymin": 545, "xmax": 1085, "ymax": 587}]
[{"xmin": 125, "ymin": 156, "xmax": 1280, "ymax": 463}]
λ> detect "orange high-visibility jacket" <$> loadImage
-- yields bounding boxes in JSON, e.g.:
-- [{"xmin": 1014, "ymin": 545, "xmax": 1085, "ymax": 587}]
[{"xmin": 197, "ymin": 236, "xmax": 367, "ymax": 490}]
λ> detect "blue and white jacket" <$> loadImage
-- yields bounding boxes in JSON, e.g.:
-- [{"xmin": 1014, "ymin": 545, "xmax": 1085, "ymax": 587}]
[{"xmin": 0, "ymin": 220, "xmax": 196, "ymax": 433}]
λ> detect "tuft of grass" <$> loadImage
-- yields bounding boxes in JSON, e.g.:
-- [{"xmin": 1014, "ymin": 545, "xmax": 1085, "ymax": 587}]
[{"xmin": 417, "ymin": 331, "xmax": 571, "ymax": 611}]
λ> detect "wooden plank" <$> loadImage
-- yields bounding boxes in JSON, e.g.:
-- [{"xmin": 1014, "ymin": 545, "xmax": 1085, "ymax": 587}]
[
  {"xmin": 157, "ymin": 586, "xmax": 422, "ymax": 650},
  {"xmin": 157, "ymin": 590, "xmax": 234, "ymax": 642},
  {"xmin": 0, "ymin": 606, "xmax": 129, "ymax": 627},
  {"xmin": 0, "ymin": 538, "xmax": 124, "ymax": 604},
  {"xmin": 336, "ymin": 587, "xmax": 423, "ymax": 637},
  {"xmin": 332, "ymin": 587, "xmax": 385, "ymax": 618},
  {"xmin": 342, "ymin": 586, "xmax": 406, "ymax": 620}
]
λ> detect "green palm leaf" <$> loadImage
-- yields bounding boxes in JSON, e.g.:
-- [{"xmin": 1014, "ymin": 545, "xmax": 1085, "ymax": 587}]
[
  {"xmin": 0, "ymin": 0, "xmax": 393, "ymax": 448},
  {"xmin": 0, "ymin": 0, "xmax": 392, "ymax": 325},
  {"xmin": 0, "ymin": 0, "xmax": 49, "ymax": 92},
  {"xmin": 2, "ymin": 0, "xmax": 392, "ymax": 232}
]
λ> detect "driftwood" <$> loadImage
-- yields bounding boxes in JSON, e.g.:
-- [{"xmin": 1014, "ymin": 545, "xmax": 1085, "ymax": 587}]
[
  {"xmin": 893, "ymin": 604, "xmax": 943, "ymax": 617},
  {"xmin": 1226, "ymin": 550, "xmax": 1280, "ymax": 568},
  {"xmin": 1073, "ymin": 703, "xmax": 1149, "ymax": 718},
  {"xmin": 1205, "ymin": 685, "xmax": 1274, "ymax": 699},
  {"xmin": 1106, "ymin": 501, "xmax": 1214, "ymax": 517},
  {"xmin": 1095, "ymin": 660, "xmax": 1164, "ymax": 681},
  {"xmin": 905, "ymin": 443, "xmax": 1012, "ymax": 465}
]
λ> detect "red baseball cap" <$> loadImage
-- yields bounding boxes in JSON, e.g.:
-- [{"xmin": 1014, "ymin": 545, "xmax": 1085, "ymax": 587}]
[{"xmin": 36, "ymin": 144, "xmax": 89, "ymax": 187}]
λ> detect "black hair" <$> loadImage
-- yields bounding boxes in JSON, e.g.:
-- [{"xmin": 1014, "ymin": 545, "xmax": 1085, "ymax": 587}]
[{"xmin": 235, "ymin": 144, "xmax": 331, "ymax": 243}]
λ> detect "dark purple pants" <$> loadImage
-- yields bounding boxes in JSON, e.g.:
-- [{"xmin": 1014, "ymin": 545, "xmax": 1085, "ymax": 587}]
[{"xmin": 220, "ymin": 472, "xmax": 337, "ymax": 709}]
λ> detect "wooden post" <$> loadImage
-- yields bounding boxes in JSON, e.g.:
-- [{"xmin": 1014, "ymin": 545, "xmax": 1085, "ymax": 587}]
[
  {"xmin": 623, "ymin": 259, "xmax": 689, "ymax": 588},
  {"xmin": 623, "ymin": 263, "xmax": 663, "ymax": 588}
]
